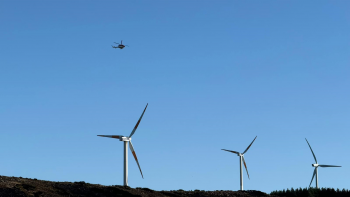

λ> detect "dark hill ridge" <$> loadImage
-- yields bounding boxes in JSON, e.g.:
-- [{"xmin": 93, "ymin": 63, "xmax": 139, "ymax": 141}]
[{"xmin": 0, "ymin": 175, "xmax": 276, "ymax": 197}]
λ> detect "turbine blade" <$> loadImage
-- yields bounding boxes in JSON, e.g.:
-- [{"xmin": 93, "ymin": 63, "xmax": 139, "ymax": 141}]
[
  {"xmin": 243, "ymin": 136, "xmax": 257, "ymax": 154},
  {"xmin": 242, "ymin": 156, "xmax": 250, "ymax": 179},
  {"xmin": 305, "ymin": 138, "xmax": 318, "ymax": 163},
  {"xmin": 319, "ymin": 165, "xmax": 341, "ymax": 167},
  {"xmin": 97, "ymin": 135, "xmax": 122, "ymax": 139},
  {"xmin": 129, "ymin": 103, "xmax": 148, "ymax": 138},
  {"xmin": 221, "ymin": 149, "xmax": 239, "ymax": 154},
  {"xmin": 129, "ymin": 141, "xmax": 144, "ymax": 178},
  {"xmin": 309, "ymin": 168, "xmax": 316, "ymax": 188}
]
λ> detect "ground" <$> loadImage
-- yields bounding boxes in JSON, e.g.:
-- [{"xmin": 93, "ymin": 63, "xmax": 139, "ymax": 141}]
[{"xmin": 0, "ymin": 175, "xmax": 278, "ymax": 197}]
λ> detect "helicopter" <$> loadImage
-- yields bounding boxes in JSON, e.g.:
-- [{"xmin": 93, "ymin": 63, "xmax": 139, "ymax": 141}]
[{"xmin": 112, "ymin": 40, "xmax": 128, "ymax": 49}]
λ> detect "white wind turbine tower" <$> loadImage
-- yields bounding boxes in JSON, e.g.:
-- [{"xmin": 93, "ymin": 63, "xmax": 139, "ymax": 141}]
[
  {"xmin": 305, "ymin": 138, "xmax": 341, "ymax": 189},
  {"xmin": 98, "ymin": 103, "xmax": 148, "ymax": 186},
  {"xmin": 222, "ymin": 136, "xmax": 257, "ymax": 191}
]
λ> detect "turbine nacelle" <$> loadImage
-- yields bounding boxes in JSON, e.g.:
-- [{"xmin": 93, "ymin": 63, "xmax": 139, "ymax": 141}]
[
  {"xmin": 120, "ymin": 137, "xmax": 131, "ymax": 142},
  {"xmin": 312, "ymin": 164, "xmax": 319, "ymax": 167}
]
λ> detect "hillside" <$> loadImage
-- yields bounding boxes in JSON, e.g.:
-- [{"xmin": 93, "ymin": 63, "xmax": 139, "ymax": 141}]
[{"xmin": 0, "ymin": 175, "xmax": 276, "ymax": 197}]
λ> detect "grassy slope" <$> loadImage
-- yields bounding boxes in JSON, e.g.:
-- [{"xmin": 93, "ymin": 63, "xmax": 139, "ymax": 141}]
[{"xmin": 0, "ymin": 175, "xmax": 276, "ymax": 197}]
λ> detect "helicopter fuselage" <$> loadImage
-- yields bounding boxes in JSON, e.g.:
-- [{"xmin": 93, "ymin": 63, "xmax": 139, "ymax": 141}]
[{"xmin": 112, "ymin": 40, "xmax": 127, "ymax": 49}]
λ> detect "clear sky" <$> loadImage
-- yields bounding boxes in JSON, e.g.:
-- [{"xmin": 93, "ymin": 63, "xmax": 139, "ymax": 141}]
[{"xmin": 1, "ymin": 0, "xmax": 349, "ymax": 193}]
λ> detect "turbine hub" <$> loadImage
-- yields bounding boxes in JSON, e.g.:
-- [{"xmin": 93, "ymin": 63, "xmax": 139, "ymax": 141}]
[{"xmin": 312, "ymin": 164, "xmax": 319, "ymax": 167}]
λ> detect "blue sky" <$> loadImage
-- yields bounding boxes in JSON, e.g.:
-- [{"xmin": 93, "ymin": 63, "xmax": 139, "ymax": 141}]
[{"xmin": 1, "ymin": 0, "xmax": 349, "ymax": 193}]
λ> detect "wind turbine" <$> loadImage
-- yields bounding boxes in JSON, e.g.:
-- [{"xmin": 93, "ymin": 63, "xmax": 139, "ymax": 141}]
[
  {"xmin": 305, "ymin": 138, "xmax": 341, "ymax": 189},
  {"xmin": 98, "ymin": 103, "xmax": 148, "ymax": 186},
  {"xmin": 222, "ymin": 136, "xmax": 257, "ymax": 191}
]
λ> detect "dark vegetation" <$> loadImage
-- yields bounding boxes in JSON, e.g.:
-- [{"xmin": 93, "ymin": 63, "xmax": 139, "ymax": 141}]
[
  {"xmin": 1, "ymin": 175, "xmax": 349, "ymax": 197},
  {"xmin": 270, "ymin": 187, "xmax": 350, "ymax": 197},
  {"xmin": 0, "ymin": 175, "xmax": 275, "ymax": 197}
]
